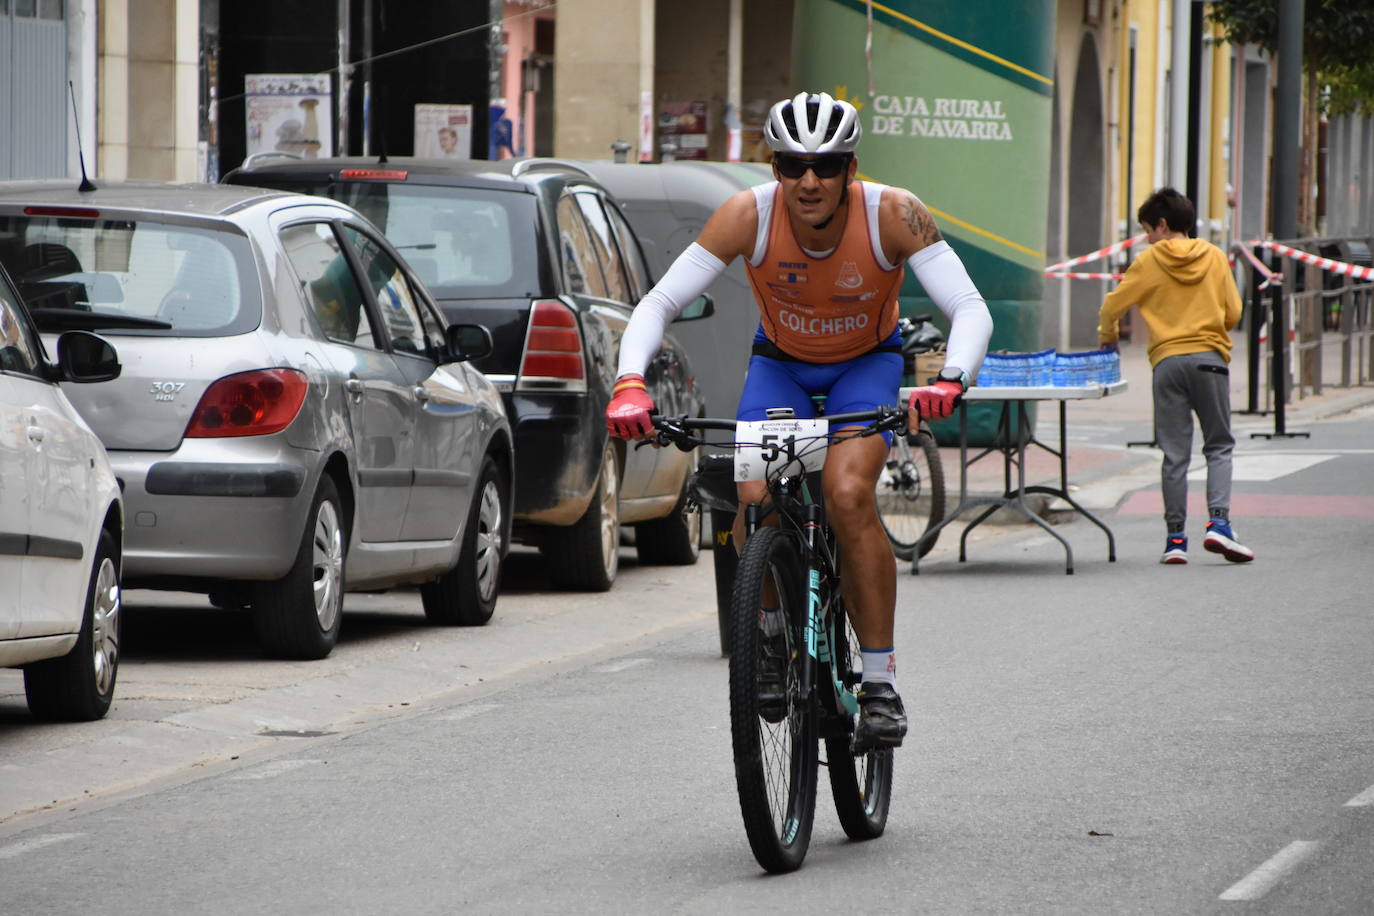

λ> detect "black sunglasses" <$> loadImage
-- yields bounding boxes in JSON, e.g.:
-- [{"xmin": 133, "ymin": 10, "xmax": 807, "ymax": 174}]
[{"xmin": 773, "ymin": 153, "xmax": 852, "ymax": 180}]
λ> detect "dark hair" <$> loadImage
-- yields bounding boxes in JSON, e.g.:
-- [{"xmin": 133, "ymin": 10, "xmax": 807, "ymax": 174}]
[{"xmin": 1137, "ymin": 187, "xmax": 1195, "ymax": 234}]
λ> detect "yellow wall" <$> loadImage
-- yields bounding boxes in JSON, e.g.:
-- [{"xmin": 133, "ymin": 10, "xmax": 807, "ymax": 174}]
[
  {"xmin": 1113, "ymin": 2, "xmax": 1233, "ymax": 239},
  {"xmin": 1114, "ymin": 0, "xmax": 1164, "ymax": 230}
]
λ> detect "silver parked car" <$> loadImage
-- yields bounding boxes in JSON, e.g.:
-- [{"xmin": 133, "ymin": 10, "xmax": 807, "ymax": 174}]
[
  {"xmin": 0, "ymin": 181, "xmax": 514, "ymax": 660},
  {"xmin": 1, "ymin": 260, "xmax": 124, "ymax": 720}
]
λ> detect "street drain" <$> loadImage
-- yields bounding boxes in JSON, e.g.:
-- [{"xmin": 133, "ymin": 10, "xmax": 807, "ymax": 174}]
[{"xmin": 258, "ymin": 729, "xmax": 336, "ymax": 738}]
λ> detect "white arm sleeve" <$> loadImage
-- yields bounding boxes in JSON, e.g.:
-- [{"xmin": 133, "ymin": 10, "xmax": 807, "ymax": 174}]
[
  {"xmin": 616, "ymin": 242, "xmax": 728, "ymax": 378},
  {"xmin": 907, "ymin": 241, "xmax": 994, "ymax": 377}
]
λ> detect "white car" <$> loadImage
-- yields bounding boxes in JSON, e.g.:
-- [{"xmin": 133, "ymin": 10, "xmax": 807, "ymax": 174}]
[{"xmin": 0, "ymin": 263, "xmax": 124, "ymax": 720}]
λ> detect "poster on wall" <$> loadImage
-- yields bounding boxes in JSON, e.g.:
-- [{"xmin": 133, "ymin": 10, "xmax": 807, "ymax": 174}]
[
  {"xmin": 245, "ymin": 75, "xmax": 333, "ymax": 160},
  {"xmin": 657, "ymin": 101, "xmax": 709, "ymax": 161},
  {"xmin": 414, "ymin": 104, "xmax": 474, "ymax": 159}
]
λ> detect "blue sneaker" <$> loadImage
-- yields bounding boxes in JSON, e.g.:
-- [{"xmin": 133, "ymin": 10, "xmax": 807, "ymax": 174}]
[
  {"xmin": 1161, "ymin": 533, "xmax": 1188, "ymax": 564},
  {"xmin": 1204, "ymin": 519, "xmax": 1255, "ymax": 562}
]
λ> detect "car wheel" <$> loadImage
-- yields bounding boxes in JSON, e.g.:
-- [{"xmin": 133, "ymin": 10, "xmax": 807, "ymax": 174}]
[
  {"xmin": 541, "ymin": 440, "xmax": 619, "ymax": 591},
  {"xmin": 421, "ymin": 455, "xmax": 507, "ymax": 626},
  {"xmin": 253, "ymin": 475, "xmax": 346, "ymax": 660},
  {"xmin": 24, "ymin": 529, "xmax": 122, "ymax": 721},
  {"xmin": 634, "ymin": 465, "xmax": 702, "ymax": 565}
]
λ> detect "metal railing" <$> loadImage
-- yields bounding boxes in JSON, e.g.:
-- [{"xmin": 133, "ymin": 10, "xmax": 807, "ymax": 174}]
[{"xmin": 1237, "ymin": 235, "xmax": 1374, "ymax": 427}]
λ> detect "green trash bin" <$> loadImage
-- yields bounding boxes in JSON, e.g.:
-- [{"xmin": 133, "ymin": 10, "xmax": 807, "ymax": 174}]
[{"xmin": 902, "ymin": 298, "xmax": 1043, "ymax": 448}]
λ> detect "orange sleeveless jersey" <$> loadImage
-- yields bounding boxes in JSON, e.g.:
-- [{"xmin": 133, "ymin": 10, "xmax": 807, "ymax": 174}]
[{"xmin": 743, "ymin": 181, "xmax": 903, "ymax": 364}]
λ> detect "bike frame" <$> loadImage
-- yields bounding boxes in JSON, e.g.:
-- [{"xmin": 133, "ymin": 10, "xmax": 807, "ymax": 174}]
[{"xmin": 742, "ymin": 475, "xmax": 857, "ymax": 732}]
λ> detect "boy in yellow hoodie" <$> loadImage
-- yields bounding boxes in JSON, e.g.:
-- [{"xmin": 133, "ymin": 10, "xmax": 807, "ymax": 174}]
[{"xmin": 1098, "ymin": 187, "xmax": 1255, "ymax": 565}]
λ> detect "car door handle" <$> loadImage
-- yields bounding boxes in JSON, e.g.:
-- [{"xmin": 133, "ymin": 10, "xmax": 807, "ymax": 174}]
[
  {"xmin": 412, "ymin": 386, "xmax": 431, "ymax": 402},
  {"xmin": 26, "ymin": 425, "xmax": 44, "ymax": 444},
  {"xmin": 344, "ymin": 378, "xmax": 364, "ymax": 396}
]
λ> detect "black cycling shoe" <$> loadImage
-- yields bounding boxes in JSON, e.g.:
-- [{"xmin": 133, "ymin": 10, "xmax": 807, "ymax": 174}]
[
  {"xmin": 852, "ymin": 682, "xmax": 907, "ymax": 752},
  {"xmin": 756, "ymin": 631, "xmax": 789, "ymax": 724}
]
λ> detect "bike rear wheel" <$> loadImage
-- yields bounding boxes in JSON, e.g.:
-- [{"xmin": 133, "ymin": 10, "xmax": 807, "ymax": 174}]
[
  {"xmin": 728, "ymin": 526, "xmax": 818, "ymax": 873},
  {"xmin": 875, "ymin": 428, "xmax": 945, "ymax": 560},
  {"xmin": 825, "ymin": 612, "xmax": 894, "ymax": 839}
]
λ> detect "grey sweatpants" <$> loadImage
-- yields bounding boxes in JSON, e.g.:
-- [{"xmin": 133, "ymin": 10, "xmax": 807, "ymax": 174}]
[{"xmin": 1152, "ymin": 351, "xmax": 1234, "ymax": 532}]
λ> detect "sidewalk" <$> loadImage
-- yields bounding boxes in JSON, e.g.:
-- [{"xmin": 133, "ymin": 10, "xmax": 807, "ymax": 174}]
[{"xmin": 950, "ymin": 337, "xmax": 1374, "ymax": 523}]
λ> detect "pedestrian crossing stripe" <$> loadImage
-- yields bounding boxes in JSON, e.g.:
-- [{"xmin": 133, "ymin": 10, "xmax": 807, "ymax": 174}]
[{"xmin": 1186, "ymin": 453, "xmax": 1336, "ymax": 482}]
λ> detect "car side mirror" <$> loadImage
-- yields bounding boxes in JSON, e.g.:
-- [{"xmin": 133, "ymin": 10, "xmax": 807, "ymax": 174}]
[
  {"xmin": 674, "ymin": 293, "xmax": 714, "ymax": 322},
  {"xmin": 444, "ymin": 322, "xmax": 494, "ymax": 363},
  {"xmin": 53, "ymin": 330, "xmax": 121, "ymax": 382}
]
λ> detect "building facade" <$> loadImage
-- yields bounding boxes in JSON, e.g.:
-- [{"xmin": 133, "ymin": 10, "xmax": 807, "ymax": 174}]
[{"xmin": 6, "ymin": 1, "xmax": 1373, "ymax": 352}]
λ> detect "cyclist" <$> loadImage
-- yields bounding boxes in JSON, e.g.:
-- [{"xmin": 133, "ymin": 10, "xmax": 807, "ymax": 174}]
[{"xmin": 606, "ymin": 91, "xmax": 992, "ymax": 750}]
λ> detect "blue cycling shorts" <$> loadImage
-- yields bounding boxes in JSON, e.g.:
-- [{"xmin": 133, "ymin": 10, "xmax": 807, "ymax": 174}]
[{"xmin": 736, "ymin": 346, "xmax": 903, "ymax": 446}]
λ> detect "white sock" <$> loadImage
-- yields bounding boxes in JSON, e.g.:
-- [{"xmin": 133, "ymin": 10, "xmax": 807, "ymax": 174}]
[
  {"xmin": 759, "ymin": 607, "xmax": 783, "ymax": 637},
  {"xmin": 861, "ymin": 647, "xmax": 896, "ymax": 687}
]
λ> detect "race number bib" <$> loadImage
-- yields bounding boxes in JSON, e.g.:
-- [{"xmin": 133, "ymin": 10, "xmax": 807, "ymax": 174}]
[{"xmin": 733, "ymin": 418, "xmax": 830, "ymax": 482}]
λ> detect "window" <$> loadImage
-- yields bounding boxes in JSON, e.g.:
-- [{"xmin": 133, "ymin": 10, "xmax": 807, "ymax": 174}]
[
  {"xmin": 572, "ymin": 192, "xmax": 631, "ymax": 302},
  {"xmin": 0, "ymin": 281, "xmax": 40, "ymax": 377},
  {"xmin": 265, "ymin": 181, "xmax": 540, "ymax": 300},
  {"xmin": 604, "ymin": 204, "xmax": 652, "ymax": 301},
  {"xmin": 0, "ymin": 216, "xmax": 257, "ymax": 337},
  {"xmin": 343, "ymin": 226, "xmax": 442, "ymax": 358},
  {"xmin": 280, "ymin": 222, "xmax": 376, "ymax": 348},
  {"xmin": 555, "ymin": 195, "xmax": 607, "ymax": 298}
]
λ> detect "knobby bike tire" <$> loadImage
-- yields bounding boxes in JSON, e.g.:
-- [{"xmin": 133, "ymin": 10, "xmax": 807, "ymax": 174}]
[
  {"xmin": 876, "ymin": 429, "xmax": 946, "ymax": 560},
  {"xmin": 824, "ymin": 610, "xmax": 894, "ymax": 839},
  {"xmin": 728, "ymin": 526, "xmax": 819, "ymax": 873}
]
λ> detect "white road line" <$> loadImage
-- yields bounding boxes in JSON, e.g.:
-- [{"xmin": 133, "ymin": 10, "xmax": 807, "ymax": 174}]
[
  {"xmin": 1343, "ymin": 784, "xmax": 1374, "ymax": 807},
  {"xmin": 592, "ymin": 658, "xmax": 651, "ymax": 674},
  {"xmin": 435, "ymin": 703, "xmax": 500, "ymax": 723},
  {"xmin": 1219, "ymin": 840, "xmax": 1323, "ymax": 901},
  {"xmin": 228, "ymin": 759, "xmax": 324, "ymax": 781},
  {"xmin": 0, "ymin": 833, "xmax": 85, "ymax": 860}
]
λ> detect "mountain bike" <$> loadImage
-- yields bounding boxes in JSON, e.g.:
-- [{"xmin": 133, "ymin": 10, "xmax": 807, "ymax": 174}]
[
  {"xmin": 653, "ymin": 404, "xmax": 907, "ymax": 873},
  {"xmin": 875, "ymin": 315, "xmax": 949, "ymax": 559}
]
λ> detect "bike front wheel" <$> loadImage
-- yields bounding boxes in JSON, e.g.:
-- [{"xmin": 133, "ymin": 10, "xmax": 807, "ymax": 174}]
[
  {"xmin": 825, "ymin": 612, "xmax": 894, "ymax": 839},
  {"xmin": 875, "ymin": 428, "xmax": 946, "ymax": 560},
  {"xmin": 728, "ymin": 526, "xmax": 819, "ymax": 873}
]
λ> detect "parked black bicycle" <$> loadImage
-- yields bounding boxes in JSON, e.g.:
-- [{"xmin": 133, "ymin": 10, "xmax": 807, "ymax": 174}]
[{"xmin": 653, "ymin": 405, "xmax": 908, "ymax": 873}]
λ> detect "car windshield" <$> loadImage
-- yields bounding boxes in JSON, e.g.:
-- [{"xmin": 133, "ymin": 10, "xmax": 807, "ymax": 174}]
[
  {"xmin": 0, "ymin": 216, "xmax": 260, "ymax": 336},
  {"xmin": 303, "ymin": 182, "xmax": 540, "ymax": 300}
]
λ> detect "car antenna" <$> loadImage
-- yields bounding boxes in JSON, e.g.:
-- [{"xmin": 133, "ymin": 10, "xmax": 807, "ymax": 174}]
[
  {"xmin": 376, "ymin": 102, "xmax": 389, "ymax": 163},
  {"xmin": 68, "ymin": 80, "xmax": 97, "ymax": 192}
]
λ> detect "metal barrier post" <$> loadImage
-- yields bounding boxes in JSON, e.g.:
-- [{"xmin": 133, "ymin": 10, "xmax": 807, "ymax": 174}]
[
  {"xmin": 1253, "ymin": 261, "xmax": 1310, "ymax": 439},
  {"xmin": 1240, "ymin": 246, "xmax": 1269, "ymax": 415}
]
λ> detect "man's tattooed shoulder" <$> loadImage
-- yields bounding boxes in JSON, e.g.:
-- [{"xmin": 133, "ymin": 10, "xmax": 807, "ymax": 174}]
[{"xmin": 898, "ymin": 192, "xmax": 943, "ymax": 246}]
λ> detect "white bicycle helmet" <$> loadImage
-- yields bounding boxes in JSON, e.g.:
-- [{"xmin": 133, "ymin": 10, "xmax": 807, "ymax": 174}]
[{"xmin": 764, "ymin": 92, "xmax": 861, "ymax": 154}]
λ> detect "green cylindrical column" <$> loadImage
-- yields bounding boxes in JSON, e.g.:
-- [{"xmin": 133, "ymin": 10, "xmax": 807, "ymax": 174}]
[{"xmin": 794, "ymin": 0, "xmax": 1055, "ymax": 442}]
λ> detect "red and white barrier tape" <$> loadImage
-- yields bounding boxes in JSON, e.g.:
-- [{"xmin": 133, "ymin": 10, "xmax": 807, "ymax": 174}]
[
  {"xmin": 1043, "ymin": 234, "xmax": 1144, "ymax": 273},
  {"xmin": 1044, "ymin": 271, "xmax": 1124, "ymax": 280},
  {"xmin": 1246, "ymin": 239, "xmax": 1374, "ymax": 282},
  {"xmin": 1231, "ymin": 243, "xmax": 1282, "ymax": 289}
]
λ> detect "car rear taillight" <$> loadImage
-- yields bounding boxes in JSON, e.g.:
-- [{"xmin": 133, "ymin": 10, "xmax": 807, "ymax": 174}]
[
  {"xmin": 184, "ymin": 369, "xmax": 308, "ymax": 438},
  {"xmin": 23, "ymin": 206, "xmax": 100, "ymax": 219},
  {"xmin": 516, "ymin": 300, "xmax": 586, "ymax": 392},
  {"xmin": 338, "ymin": 168, "xmax": 408, "ymax": 181}
]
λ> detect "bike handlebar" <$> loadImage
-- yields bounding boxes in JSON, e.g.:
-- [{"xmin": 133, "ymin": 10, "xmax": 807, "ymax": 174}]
[{"xmin": 649, "ymin": 405, "xmax": 908, "ymax": 450}]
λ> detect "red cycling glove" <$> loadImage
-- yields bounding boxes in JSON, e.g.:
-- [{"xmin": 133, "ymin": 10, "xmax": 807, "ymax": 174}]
[
  {"xmin": 606, "ymin": 374, "xmax": 656, "ymax": 439},
  {"xmin": 907, "ymin": 380, "xmax": 963, "ymax": 422}
]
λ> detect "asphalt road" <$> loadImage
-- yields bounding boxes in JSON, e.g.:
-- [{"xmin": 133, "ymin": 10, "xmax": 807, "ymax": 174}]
[{"xmin": 1, "ymin": 407, "xmax": 1371, "ymax": 914}]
